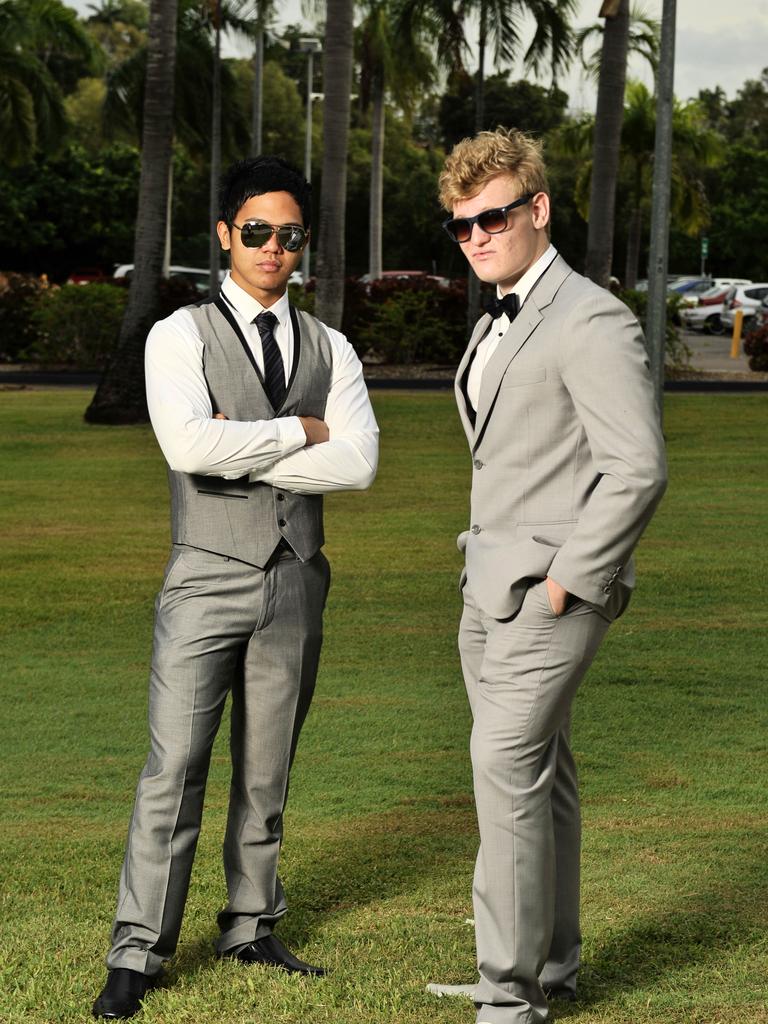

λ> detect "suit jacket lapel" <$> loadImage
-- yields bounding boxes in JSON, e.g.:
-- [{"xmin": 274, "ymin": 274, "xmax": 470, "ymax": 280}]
[
  {"xmin": 472, "ymin": 256, "xmax": 572, "ymax": 448},
  {"xmin": 455, "ymin": 312, "xmax": 492, "ymax": 444}
]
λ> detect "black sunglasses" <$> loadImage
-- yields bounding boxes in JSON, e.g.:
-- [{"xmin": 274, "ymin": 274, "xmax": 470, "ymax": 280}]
[
  {"xmin": 442, "ymin": 193, "xmax": 535, "ymax": 243},
  {"xmin": 232, "ymin": 220, "xmax": 308, "ymax": 252}
]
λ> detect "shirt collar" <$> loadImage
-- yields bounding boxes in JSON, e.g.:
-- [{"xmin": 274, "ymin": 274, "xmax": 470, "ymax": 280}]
[
  {"xmin": 221, "ymin": 271, "xmax": 291, "ymax": 326},
  {"xmin": 497, "ymin": 244, "xmax": 558, "ymax": 306}
]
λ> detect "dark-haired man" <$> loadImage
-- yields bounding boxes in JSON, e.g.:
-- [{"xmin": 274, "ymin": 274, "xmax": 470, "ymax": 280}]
[{"xmin": 93, "ymin": 157, "xmax": 378, "ymax": 1020}]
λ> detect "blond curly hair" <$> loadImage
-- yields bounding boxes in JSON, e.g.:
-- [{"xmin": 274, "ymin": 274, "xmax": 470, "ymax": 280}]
[{"xmin": 438, "ymin": 127, "xmax": 549, "ymax": 211}]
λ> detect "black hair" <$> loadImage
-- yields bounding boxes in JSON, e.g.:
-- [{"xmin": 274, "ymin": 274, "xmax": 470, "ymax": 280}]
[{"xmin": 218, "ymin": 156, "xmax": 312, "ymax": 229}]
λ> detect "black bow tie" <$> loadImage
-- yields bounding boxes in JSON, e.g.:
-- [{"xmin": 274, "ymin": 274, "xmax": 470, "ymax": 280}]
[{"xmin": 484, "ymin": 292, "xmax": 520, "ymax": 321}]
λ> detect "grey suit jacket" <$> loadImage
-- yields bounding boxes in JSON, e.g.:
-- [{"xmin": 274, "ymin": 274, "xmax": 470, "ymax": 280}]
[{"xmin": 456, "ymin": 254, "xmax": 668, "ymax": 621}]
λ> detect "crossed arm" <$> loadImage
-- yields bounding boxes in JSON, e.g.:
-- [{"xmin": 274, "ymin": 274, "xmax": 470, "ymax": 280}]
[{"xmin": 145, "ymin": 312, "xmax": 379, "ymax": 494}]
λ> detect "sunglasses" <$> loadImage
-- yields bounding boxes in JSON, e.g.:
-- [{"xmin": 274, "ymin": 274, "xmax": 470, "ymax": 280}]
[
  {"xmin": 232, "ymin": 220, "xmax": 308, "ymax": 252},
  {"xmin": 442, "ymin": 193, "xmax": 535, "ymax": 244}
]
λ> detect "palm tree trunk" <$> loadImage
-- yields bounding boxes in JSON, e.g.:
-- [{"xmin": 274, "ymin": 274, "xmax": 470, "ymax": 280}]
[
  {"xmin": 584, "ymin": 0, "xmax": 630, "ymax": 288},
  {"xmin": 208, "ymin": 0, "xmax": 222, "ymax": 298},
  {"xmin": 466, "ymin": 0, "xmax": 488, "ymax": 334},
  {"xmin": 368, "ymin": 70, "xmax": 384, "ymax": 280},
  {"xmin": 315, "ymin": 0, "xmax": 354, "ymax": 329},
  {"xmin": 85, "ymin": 0, "xmax": 178, "ymax": 424},
  {"xmin": 163, "ymin": 155, "xmax": 173, "ymax": 276},
  {"xmin": 475, "ymin": 0, "xmax": 487, "ymax": 131},
  {"xmin": 251, "ymin": 25, "xmax": 263, "ymax": 156}
]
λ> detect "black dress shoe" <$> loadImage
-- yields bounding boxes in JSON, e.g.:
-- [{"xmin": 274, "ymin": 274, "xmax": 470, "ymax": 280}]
[
  {"xmin": 222, "ymin": 934, "xmax": 326, "ymax": 976},
  {"xmin": 543, "ymin": 985, "xmax": 576, "ymax": 1001},
  {"xmin": 92, "ymin": 968, "xmax": 156, "ymax": 1019}
]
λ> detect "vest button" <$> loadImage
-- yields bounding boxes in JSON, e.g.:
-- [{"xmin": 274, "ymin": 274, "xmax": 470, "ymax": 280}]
[
  {"xmin": 277, "ymin": 493, "xmax": 285, "ymax": 501},
  {"xmin": 471, "ymin": 524, "xmax": 481, "ymax": 534},
  {"xmin": 473, "ymin": 459, "xmax": 483, "ymax": 470},
  {"xmin": 278, "ymin": 519, "xmax": 287, "ymax": 527}
]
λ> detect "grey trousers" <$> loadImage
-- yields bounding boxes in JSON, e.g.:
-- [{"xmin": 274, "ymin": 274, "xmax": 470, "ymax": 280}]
[
  {"xmin": 107, "ymin": 543, "xmax": 330, "ymax": 976},
  {"xmin": 459, "ymin": 578, "xmax": 610, "ymax": 1024}
]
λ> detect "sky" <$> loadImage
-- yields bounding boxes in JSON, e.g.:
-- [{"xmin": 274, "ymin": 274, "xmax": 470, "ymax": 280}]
[{"xmin": 65, "ymin": 0, "xmax": 768, "ymax": 113}]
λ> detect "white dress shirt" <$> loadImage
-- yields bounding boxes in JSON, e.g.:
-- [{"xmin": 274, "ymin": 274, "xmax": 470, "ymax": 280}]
[
  {"xmin": 466, "ymin": 244, "xmax": 558, "ymax": 411},
  {"xmin": 145, "ymin": 272, "xmax": 379, "ymax": 494}
]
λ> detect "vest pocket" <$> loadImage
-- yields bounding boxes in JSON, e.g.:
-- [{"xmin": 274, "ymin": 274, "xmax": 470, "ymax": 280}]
[{"xmin": 196, "ymin": 489, "xmax": 248, "ymax": 500}]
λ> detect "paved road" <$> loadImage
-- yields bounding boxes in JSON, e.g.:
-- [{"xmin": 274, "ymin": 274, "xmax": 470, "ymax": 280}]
[{"xmin": 682, "ymin": 327, "xmax": 753, "ymax": 374}]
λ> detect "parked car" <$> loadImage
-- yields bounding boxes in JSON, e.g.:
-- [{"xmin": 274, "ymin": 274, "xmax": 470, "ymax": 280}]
[
  {"xmin": 113, "ymin": 264, "xmax": 226, "ymax": 295},
  {"xmin": 66, "ymin": 267, "xmax": 111, "ymax": 285},
  {"xmin": 680, "ymin": 286, "xmax": 729, "ymax": 334},
  {"xmin": 720, "ymin": 283, "xmax": 768, "ymax": 331},
  {"xmin": 753, "ymin": 294, "xmax": 768, "ymax": 330},
  {"xmin": 357, "ymin": 270, "xmax": 451, "ymax": 287}
]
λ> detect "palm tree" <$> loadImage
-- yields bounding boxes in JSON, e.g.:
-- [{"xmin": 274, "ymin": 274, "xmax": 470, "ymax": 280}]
[
  {"xmin": 401, "ymin": 0, "xmax": 575, "ymax": 328},
  {"xmin": 314, "ymin": 0, "xmax": 355, "ymax": 328},
  {"xmin": 555, "ymin": 80, "xmax": 720, "ymax": 288},
  {"xmin": 357, "ymin": 0, "xmax": 436, "ymax": 280},
  {"xmin": 620, "ymin": 82, "xmax": 718, "ymax": 287},
  {"xmin": 249, "ymin": 0, "xmax": 276, "ymax": 155},
  {"xmin": 575, "ymin": 1, "xmax": 657, "ymax": 81},
  {"xmin": 0, "ymin": 0, "xmax": 97, "ymax": 166},
  {"xmin": 85, "ymin": 0, "xmax": 179, "ymax": 424},
  {"xmin": 583, "ymin": 0, "xmax": 630, "ymax": 287}
]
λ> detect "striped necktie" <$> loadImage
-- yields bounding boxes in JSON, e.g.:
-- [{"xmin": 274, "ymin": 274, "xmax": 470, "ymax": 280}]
[{"xmin": 254, "ymin": 310, "xmax": 286, "ymax": 410}]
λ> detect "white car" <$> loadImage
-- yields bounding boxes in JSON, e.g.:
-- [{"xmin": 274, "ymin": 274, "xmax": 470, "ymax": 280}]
[
  {"xmin": 720, "ymin": 283, "xmax": 768, "ymax": 331},
  {"xmin": 680, "ymin": 286, "xmax": 729, "ymax": 334},
  {"xmin": 113, "ymin": 264, "xmax": 226, "ymax": 295},
  {"xmin": 673, "ymin": 277, "xmax": 752, "ymax": 308}
]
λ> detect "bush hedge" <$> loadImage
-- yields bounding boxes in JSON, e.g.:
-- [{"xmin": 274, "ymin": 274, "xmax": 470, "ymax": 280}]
[
  {"xmin": 0, "ymin": 272, "xmax": 50, "ymax": 362},
  {"xmin": 24, "ymin": 283, "xmax": 128, "ymax": 369},
  {"xmin": 2, "ymin": 273, "xmax": 695, "ymax": 371},
  {"xmin": 743, "ymin": 324, "xmax": 768, "ymax": 372}
]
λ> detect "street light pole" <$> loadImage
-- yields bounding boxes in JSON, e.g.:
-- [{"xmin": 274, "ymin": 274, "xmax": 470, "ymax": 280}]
[
  {"xmin": 645, "ymin": 0, "xmax": 676, "ymax": 421},
  {"xmin": 298, "ymin": 38, "xmax": 321, "ymax": 286}
]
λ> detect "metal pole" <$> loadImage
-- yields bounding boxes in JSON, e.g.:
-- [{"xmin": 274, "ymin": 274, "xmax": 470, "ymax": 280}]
[
  {"xmin": 302, "ymin": 49, "xmax": 313, "ymax": 285},
  {"xmin": 645, "ymin": 0, "xmax": 676, "ymax": 421}
]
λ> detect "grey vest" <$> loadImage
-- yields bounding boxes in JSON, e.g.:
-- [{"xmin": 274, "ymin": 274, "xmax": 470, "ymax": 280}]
[{"xmin": 167, "ymin": 298, "xmax": 333, "ymax": 567}]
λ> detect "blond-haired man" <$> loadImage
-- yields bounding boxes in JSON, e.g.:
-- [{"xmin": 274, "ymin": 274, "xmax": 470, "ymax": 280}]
[{"xmin": 435, "ymin": 128, "xmax": 667, "ymax": 1023}]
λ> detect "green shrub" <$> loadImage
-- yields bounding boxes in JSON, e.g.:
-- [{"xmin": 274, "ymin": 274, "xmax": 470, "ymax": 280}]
[
  {"xmin": 24, "ymin": 284, "xmax": 127, "ymax": 370},
  {"xmin": 346, "ymin": 277, "xmax": 468, "ymax": 363},
  {"xmin": 743, "ymin": 323, "xmax": 768, "ymax": 372},
  {"xmin": 356, "ymin": 290, "xmax": 448, "ymax": 364},
  {"xmin": 620, "ymin": 288, "xmax": 691, "ymax": 370},
  {"xmin": 0, "ymin": 272, "xmax": 50, "ymax": 362}
]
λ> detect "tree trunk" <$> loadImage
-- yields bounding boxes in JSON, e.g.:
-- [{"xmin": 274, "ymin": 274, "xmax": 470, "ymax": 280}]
[
  {"xmin": 85, "ymin": 0, "xmax": 178, "ymax": 424},
  {"xmin": 251, "ymin": 26, "xmax": 263, "ymax": 156},
  {"xmin": 466, "ymin": 0, "xmax": 488, "ymax": 334},
  {"xmin": 368, "ymin": 71, "xmax": 384, "ymax": 280},
  {"xmin": 475, "ymin": 0, "xmax": 487, "ymax": 132},
  {"xmin": 208, "ymin": 0, "xmax": 222, "ymax": 298},
  {"xmin": 163, "ymin": 155, "xmax": 173, "ymax": 277},
  {"xmin": 584, "ymin": 0, "xmax": 630, "ymax": 288},
  {"xmin": 315, "ymin": 0, "xmax": 354, "ymax": 329}
]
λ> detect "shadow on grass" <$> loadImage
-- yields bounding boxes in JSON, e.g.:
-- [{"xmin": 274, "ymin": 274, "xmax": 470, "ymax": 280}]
[
  {"xmin": 169, "ymin": 802, "xmax": 476, "ymax": 975},
  {"xmin": 568, "ymin": 841, "xmax": 767, "ymax": 1010}
]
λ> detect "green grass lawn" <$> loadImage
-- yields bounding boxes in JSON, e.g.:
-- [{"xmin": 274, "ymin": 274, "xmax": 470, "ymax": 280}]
[{"xmin": 1, "ymin": 388, "xmax": 767, "ymax": 1024}]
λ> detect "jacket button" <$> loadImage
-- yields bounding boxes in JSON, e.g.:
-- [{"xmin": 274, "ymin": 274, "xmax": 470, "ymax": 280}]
[
  {"xmin": 602, "ymin": 585, "xmax": 612, "ymax": 594},
  {"xmin": 471, "ymin": 525, "xmax": 481, "ymax": 534},
  {"xmin": 278, "ymin": 519, "xmax": 287, "ymax": 527},
  {"xmin": 473, "ymin": 459, "xmax": 484, "ymax": 469},
  {"xmin": 277, "ymin": 493, "xmax": 285, "ymax": 501}
]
